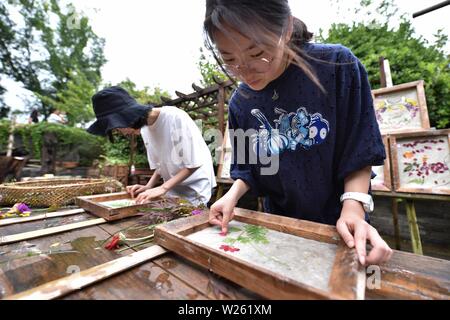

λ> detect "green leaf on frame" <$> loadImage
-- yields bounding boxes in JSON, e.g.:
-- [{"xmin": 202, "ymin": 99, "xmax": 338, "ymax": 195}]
[
  {"xmin": 408, "ymin": 178, "xmax": 425, "ymax": 185},
  {"xmin": 403, "ymin": 164, "xmax": 413, "ymax": 172}
]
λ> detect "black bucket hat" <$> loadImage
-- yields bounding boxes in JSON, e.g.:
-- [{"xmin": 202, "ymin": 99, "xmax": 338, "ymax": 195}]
[{"xmin": 87, "ymin": 86, "xmax": 153, "ymax": 136}]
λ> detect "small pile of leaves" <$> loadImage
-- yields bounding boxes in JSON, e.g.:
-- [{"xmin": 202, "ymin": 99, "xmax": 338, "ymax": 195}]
[{"xmin": 104, "ymin": 196, "xmax": 205, "ymax": 251}]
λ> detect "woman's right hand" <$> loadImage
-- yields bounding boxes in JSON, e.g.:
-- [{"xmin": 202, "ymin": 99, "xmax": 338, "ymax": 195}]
[
  {"xmin": 209, "ymin": 193, "xmax": 238, "ymax": 235},
  {"xmin": 126, "ymin": 184, "xmax": 148, "ymax": 198}
]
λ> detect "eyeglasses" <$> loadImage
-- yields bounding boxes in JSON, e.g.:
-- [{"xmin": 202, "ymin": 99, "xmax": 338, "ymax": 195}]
[
  {"xmin": 217, "ymin": 32, "xmax": 285, "ymax": 77},
  {"xmin": 222, "ymin": 56, "xmax": 274, "ymax": 76}
]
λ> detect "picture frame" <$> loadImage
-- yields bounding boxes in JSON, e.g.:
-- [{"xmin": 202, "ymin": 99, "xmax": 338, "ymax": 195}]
[
  {"xmin": 372, "ymin": 80, "xmax": 430, "ymax": 134},
  {"xmin": 154, "ymin": 208, "xmax": 366, "ymax": 300},
  {"xmin": 390, "ymin": 130, "xmax": 450, "ymax": 195},
  {"xmin": 371, "ymin": 135, "xmax": 393, "ymax": 192},
  {"xmin": 76, "ymin": 192, "xmax": 151, "ymax": 221}
]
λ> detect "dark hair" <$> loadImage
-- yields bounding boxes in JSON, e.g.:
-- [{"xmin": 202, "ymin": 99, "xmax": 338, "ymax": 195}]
[
  {"xmin": 30, "ymin": 109, "xmax": 39, "ymax": 123},
  {"xmin": 203, "ymin": 0, "xmax": 324, "ymax": 91},
  {"xmin": 131, "ymin": 108, "xmax": 152, "ymax": 130}
]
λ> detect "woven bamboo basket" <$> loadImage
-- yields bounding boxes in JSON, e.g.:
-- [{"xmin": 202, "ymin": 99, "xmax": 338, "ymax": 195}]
[{"xmin": 0, "ymin": 178, "xmax": 123, "ymax": 207}]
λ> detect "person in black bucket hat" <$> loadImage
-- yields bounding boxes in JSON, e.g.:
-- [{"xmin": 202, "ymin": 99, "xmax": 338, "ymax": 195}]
[
  {"xmin": 87, "ymin": 86, "xmax": 216, "ymax": 206},
  {"xmin": 87, "ymin": 86, "xmax": 153, "ymax": 139}
]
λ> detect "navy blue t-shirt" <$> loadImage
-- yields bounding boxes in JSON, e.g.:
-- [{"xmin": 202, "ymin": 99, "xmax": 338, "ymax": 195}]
[{"xmin": 228, "ymin": 43, "xmax": 386, "ymax": 226}]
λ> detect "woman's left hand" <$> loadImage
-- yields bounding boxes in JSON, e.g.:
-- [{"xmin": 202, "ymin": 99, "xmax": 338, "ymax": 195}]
[
  {"xmin": 336, "ymin": 201, "xmax": 393, "ymax": 266},
  {"xmin": 135, "ymin": 186, "xmax": 167, "ymax": 204}
]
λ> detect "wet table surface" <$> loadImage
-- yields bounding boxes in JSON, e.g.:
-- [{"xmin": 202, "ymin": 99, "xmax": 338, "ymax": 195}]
[{"xmin": 0, "ymin": 207, "xmax": 449, "ymax": 300}]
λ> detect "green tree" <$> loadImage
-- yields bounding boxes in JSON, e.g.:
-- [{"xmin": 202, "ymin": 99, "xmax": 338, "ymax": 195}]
[
  {"xmin": 38, "ymin": 69, "xmax": 98, "ymax": 126},
  {"xmin": 318, "ymin": 1, "xmax": 450, "ymax": 128},
  {"xmin": 108, "ymin": 78, "xmax": 172, "ymax": 105},
  {"xmin": 197, "ymin": 47, "xmax": 227, "ymax": 87},
  {"xmin": 0, "ymin": 0, "xmax": 106, "ymax": 120}
]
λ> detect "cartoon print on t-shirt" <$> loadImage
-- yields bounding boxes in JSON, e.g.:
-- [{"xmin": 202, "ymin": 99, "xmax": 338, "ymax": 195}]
[{"xmin": 251, "ymin": 107, "xmax": 330, "ymax": 156}]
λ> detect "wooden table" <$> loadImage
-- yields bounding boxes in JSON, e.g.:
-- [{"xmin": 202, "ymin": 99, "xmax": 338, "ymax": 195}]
[{"xmin": 0, "ymin": 207, "xmax": 449, "ymax": 300}]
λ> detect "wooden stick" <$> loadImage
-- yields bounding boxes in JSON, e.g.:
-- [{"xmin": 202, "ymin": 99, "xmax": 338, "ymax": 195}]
[
  {"xmin": 5, "ymin": 245, "xmax": 168, "ymax": 300},
  {"xmin": 328, "ymin": 244, "xmax": 366, "ymax": 300},
  {"xmin": 0, "ymin": 218, "xmax": 106, "ymax": 245},
  {"xmin": 0, "ymin": 209, "xmax": 85, "ymax": 227}
]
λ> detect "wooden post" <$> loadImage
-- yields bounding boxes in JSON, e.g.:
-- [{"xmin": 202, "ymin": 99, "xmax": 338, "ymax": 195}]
[
  {"xmin": 128, "ymin": 134, "xmax": 137, "ymax": 184},
  {"xmin": 129, "ymin": 134, "xmax": 136, "ymax": 168},
  {"xmin": 6, "ymin": 116, "xmax": 16, "ymax": 157},
  {"xmin": 384, "ymin": 59, "xmax": 393, "ymax": 88},
  {"xmin": 379, "ymin": 57, "xmax": 387, "ymax": 88},
  {"xmin": 218, "ymin": 86, "xmax": 225, "ymax": 136},
  {"xmin": 404, "ymin": 200, "xmax": 423, "ymax": 255},
  {"xmin": 215, "ymin": 184, "xmax": 224, "ymax": 201},
  {"xmin": 40, "ymin": 132, "xmax": 58, "ymax": 174},
  {"xmin": 379, "ymin": 57, "xmax": 393, "ymax": 88},
  {"xmin": 391, "ymin": 199, "xmax": 402, "ymax": 250}
]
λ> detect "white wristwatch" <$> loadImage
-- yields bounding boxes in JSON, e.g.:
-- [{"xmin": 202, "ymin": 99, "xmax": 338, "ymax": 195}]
[{"xmin": 340, "ymin": 192, "xmax": 374, "ymax": 213}]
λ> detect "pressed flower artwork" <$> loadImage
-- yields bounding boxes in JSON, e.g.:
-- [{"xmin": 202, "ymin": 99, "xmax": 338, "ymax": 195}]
[
  {"xmin": 372, "ymin": 81, "xmax": 430, "ymax": 134},
  {"xmin": 396, "ymin": 135, "xmax": 450, "ymax": 192},
  {"xmin": 374, "ymin": 90, "xmax": 421, "ymax": 131},
  {"xmin": 187, "ymin": 221, "xmax": 337, "ymax": 291}
]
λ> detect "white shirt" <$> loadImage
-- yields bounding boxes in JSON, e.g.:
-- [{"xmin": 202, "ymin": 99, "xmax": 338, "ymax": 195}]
[
  {"xmin": 48, "ymin": 113, "xmax": 66, "ymax": 124},
  {"xmin": 140, "ymin": 107, "xmax": 217, "ymax": 205}
]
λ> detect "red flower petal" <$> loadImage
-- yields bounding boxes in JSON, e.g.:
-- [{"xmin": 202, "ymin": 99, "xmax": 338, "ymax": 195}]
[{"xmin": 105, "ymin": 235, "xmax": 120, "ymax": 250}]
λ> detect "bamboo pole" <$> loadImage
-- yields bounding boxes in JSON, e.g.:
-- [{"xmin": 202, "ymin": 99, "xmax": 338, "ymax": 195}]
[{"xmin": 405, "ymin": 200, "xmax": 423, "ymax": 255}]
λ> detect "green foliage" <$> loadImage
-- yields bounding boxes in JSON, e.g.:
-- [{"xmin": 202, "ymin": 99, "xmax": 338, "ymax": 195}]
[
  {"xmin": 106, "ymin": 78, "xmax": 172, "ymax": 105},
  {"xmin": 100, "ymin": 132, "xmax": 149, "ymax": 167},
  {"xmin": 101, "ymin": 133, "xmax": 131, "ymax": 165},
  {"xmin": 1, "ymin": 121, "xmax": 105, "ymax": 166},
  {"xmin": 197, "ymin": 47, "xmax": 227, "ymax": 87},
  {"xmin": 0, "ymin": 0, "xmax": 106, "ymax": 119},
  {"xmin": 318, "ymin": 1, "xmax": 450, "ymax": 128},
  {"xmin": 37, "ymin": 69, "xmax": 98, "ymax": 126}
]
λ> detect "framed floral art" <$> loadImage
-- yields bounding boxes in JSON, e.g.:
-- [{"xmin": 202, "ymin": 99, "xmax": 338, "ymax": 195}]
[
  {"xmin": 390, "ymin": 130, "xmax": 450, "ymax": 195},
  {"xmin": 372, "ymin": 81, "xmax": 430, "ymax": 134}
]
